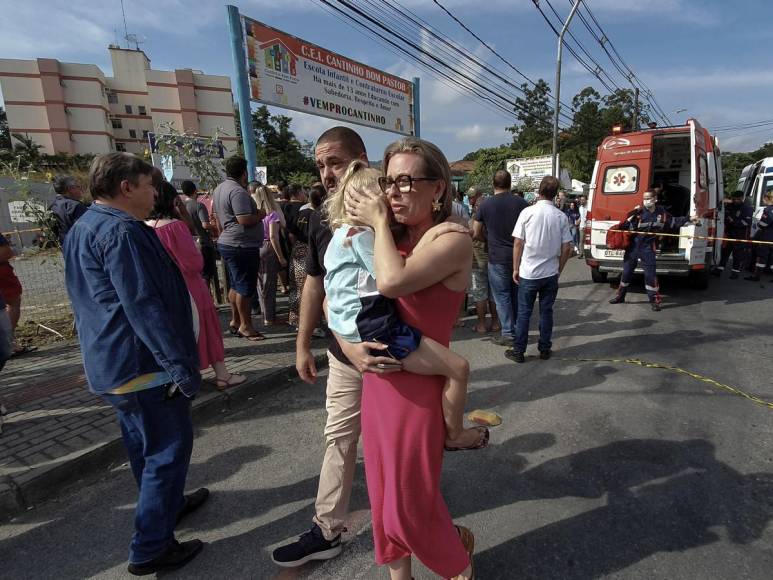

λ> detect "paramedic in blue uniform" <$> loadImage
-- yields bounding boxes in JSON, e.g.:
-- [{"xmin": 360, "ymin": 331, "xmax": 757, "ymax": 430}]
[
  {"xmin": 712, "ymin": 191, "xmax": 752, "ymax": 279},
  {"xmin": 745, "ymin": 191, "xmax": 773, "ymax": 282},
  {"xmin": 609, "ymin": 190, "xmax": 699, "ymax": 311}
]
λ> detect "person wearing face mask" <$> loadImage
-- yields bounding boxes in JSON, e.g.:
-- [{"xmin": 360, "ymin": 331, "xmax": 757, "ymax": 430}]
[
  {"xmin": 609, "ymin": 190, "xmax": 699, "ymax": 311},
  {"xmin": 712, "ymin": 191, "xmax": 752, "ymax": 279}
]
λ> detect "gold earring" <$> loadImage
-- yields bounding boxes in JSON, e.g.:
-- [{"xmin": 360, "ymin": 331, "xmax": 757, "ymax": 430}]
[{"xmin": 432, "ymin": 199, "xmax": 442, "ymax": 213}]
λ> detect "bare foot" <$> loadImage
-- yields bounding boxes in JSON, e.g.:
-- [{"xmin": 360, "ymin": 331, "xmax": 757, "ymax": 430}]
[
  {"xmin": 474, "ymin": 323, "xmax": 487, "ymax": 334},
  {"xmin": 445, "ymin": 426, "xmax": 489, "ymax": 450},
  {"xmin": 490, "ymin": 322, "xmax": 501, "ymax": 333}
]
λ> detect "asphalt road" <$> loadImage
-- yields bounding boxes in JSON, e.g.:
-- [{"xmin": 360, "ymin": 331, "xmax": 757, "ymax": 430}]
[{"xmin": 2, "ymin": 259, "xmax": 773, "ymax": 579}]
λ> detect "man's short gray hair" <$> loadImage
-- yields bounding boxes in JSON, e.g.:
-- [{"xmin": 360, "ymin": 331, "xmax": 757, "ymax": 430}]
[{"xmin": 53, "ymin": 175, "xmax": 76, "ymax": 195}]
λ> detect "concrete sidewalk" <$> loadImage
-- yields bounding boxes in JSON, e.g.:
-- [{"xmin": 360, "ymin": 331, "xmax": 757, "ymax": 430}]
[{"xmin": 0, "ymin": 312, "xmax": 327, "ymax": 520}]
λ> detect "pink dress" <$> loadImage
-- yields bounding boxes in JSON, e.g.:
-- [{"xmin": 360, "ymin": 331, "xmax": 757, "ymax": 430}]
[
  {"xmin": 153, "ymin": 220, "xmax": 225, "ymax": 370},
  {"xmin": 362, "ymin": 278, "xmax": 470, "ymax": 577}
]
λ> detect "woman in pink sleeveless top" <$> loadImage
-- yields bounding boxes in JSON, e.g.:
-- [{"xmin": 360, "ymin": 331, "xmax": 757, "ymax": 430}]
[
  {"xmin": 147, "ymin": 182, "xmax": 245, "ymax": 391},
  {"xmin": 344, "ymin": 138, "xmax": 475, "ymax": 580}
]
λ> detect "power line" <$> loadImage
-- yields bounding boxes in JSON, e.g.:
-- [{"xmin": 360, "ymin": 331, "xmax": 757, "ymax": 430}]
[
  {"xmin": 316, "ymin": 0, "xmax": 570, "ymax": 130},
  {"xmin": 530, "ymin": 0, "xmax": 619, "ymax": 96},
  {"xmin": 315, "ymin": 0, "xmax": 526, "ymax": 121},
  {"xmin": 365, "ymin": 0, "xmax": 573, "ymax": 124},
  {"xmin": 542, "ymin": 0, "xmax": 624, "ymax": 93},
  {"xmin": 310, "ymin": 0, "xmax": 517, "ymax": 124},
  {"xmin": 711, "ymin": 118, "xmax": 773, "ymax": 131},
  {"xmin": 364, "ymin": 0, "xmax": 574, "ymax": 124},
  {"xmin": 571, "ymin": 1, "xmax": 672, "ymax": 126},
  {"xmin": 429, "ymin": 0, "xmax": 575, "ymax": 114}
]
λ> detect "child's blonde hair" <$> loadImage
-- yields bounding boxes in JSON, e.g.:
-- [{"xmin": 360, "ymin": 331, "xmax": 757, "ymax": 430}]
[{"xmin": 324, "ymin": 160, "xmax": 383, "ymax": 230}]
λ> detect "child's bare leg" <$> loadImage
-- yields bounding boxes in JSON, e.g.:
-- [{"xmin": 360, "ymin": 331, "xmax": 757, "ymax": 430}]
[{"xmin": 401, "ymin": 337, "xmax": 483, "ymax": 448}]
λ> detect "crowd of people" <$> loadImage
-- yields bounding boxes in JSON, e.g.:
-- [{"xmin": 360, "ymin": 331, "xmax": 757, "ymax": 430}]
[
  {"xmin": 3, "ymin": 121, "xmax": 771, "ymax": 578},
  {"xmin": 40, "ymin": 124, "xmax": 578, "ymax": 579}
]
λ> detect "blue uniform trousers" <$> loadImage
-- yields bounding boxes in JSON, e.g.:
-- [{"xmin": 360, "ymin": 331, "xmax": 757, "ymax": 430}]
[{"xmin": 617, "ymin": 238, "xmax": 660, "ymax": 303}]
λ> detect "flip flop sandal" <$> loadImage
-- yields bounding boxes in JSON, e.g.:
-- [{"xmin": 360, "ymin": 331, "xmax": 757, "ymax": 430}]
[
  {"xmin": 467, "ymin": 409, "xmax": 502, "ymax": 427},
  {"xmin": 453, "ymin": 525, "xmax": 475, "ymax": 579},
  {"xmin": 238, "ymin": 331, "xmax": 266, "ymax": 342},
  {"xmin": 11, "ymin": 346, "xmax": 37, "ymax": 357},
  {"xmin": 215, "ymin": 374, "xmax": 246, "ymax": 391},
  {"xmin": 227, "ymin": 325, "xmax": 239, "ymax": 336},
  {"xmin": 444, "ymin": 426, "xmax": 489, "ymax": 452}
]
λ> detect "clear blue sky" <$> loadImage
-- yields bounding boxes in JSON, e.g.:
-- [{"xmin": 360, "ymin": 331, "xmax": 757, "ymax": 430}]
[{"xmin": 2, "ymin": 0, "xmax": 772, "ymax": 161}]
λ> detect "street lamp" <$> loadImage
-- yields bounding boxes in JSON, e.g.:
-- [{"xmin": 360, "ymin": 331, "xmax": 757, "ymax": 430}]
[{"xmin": 552, "ymin": 0, "xmax": 583, "ymax": 178}]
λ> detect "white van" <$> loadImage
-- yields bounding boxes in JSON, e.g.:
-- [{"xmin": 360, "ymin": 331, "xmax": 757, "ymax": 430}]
[{"xmin": 736, "ymin": 157, "xmax": 773, "ymax": 237}]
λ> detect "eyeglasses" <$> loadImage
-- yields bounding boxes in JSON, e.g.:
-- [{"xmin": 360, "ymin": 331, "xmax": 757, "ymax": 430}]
[{"xmin": 378, "ymin": 174, "xmax": 439, "ymax": 194}]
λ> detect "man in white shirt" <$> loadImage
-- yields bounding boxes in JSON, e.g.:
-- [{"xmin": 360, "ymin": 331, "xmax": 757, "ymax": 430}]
[{"xmin": 506, "ymin": 176, "xmax": 574, "ymax": 363}]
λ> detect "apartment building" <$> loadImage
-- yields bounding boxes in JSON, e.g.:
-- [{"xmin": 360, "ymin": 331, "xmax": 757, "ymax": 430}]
[{"xmin": 0, "ymin": 46, "xmax": 238, "ymax": 156}]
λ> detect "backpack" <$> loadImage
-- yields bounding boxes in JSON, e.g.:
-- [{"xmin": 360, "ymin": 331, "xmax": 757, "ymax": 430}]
[{"xmin": 606, "ymin": 222, "xmax": 631, "ymax": 250}]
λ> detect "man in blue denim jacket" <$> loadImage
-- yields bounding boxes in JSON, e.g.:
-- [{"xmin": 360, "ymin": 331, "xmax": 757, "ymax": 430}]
[{"xmin": 64, "ymin": 153, "xmax": 209, "ymax": 575}]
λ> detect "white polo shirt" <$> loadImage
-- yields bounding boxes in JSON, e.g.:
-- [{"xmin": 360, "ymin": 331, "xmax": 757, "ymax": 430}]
[{"xmin": 512, "ymin": 199, "xmax": 573, "ymax": 280}]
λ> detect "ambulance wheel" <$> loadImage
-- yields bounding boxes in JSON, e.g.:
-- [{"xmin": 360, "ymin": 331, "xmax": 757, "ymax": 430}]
[
  {"xmin": 591, "ymin": 266, "xmax": 608, "ymax": 283},
  {"xmin": 688, "ymin": 269, "xmax": 709, "ymax": 290}
]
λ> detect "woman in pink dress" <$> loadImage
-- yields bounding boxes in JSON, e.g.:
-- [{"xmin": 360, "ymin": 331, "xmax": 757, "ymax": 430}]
[
  {"xmin": 147, "ymin": 182, "xmax": 245, "ymax": 391},
  {"xmin": 343, "ymin": 138, "xmax": 475, "ymax": 580}
]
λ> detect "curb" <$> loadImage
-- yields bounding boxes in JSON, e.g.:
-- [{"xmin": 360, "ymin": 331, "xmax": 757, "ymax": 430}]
[{"xmin": 0, "ymin": 353, "xmax": 328, "ymax": 521}]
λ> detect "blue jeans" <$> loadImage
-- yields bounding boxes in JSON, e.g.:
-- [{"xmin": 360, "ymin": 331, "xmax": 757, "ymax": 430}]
[
  {"xmin": 514, "ymin": 275, "xmax": 559, "ymax": 354},
  {"xmin": 488, "ymin": 263, "xmax": 518, "ymax": 338},
  {"xmin": 102, "ymin": 385, "xmax": 194, "ymax": 564}
]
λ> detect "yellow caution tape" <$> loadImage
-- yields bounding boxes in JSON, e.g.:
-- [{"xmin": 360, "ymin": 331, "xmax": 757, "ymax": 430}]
[
  {"xmin": 558, "ymin": 356, "xmax": 773, "ymax": 410},
  {"xmin": 591, "ymin": 226, "xmax": 773, "ymax": 246}
]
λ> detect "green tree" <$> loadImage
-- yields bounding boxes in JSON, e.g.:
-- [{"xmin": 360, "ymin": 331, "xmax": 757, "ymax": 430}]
[
  {"xmin": 460, "ymin": 144, "xmax": 521, "ymax": 192},
  {"xmin": 251, "ymin": 105, "xmax": 316, "ymax": 183},
  {"xmin": 602, "ymin": 88, "xmax": 651, "ymax": 132},
  {"xmin": 153, "ymin": 123, "xmax": 225, "ymax": 192},
  {"xmin": 559, "ymin": 87, "xmax": 606, "ymax": 182},
  {"xmin": 10, "ymin": 133, "xmax": 44, "ymax": 170},
  {"xmin": 0, "ymin": 107, "xmax": 10, "ymax": 150},
  {"xmin": 506, "ymin": 79, "xmax": 554, "ymax": 152}
]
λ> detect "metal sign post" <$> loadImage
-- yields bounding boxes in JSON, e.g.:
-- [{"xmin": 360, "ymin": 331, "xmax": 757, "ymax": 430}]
[{"xmin": 226, "ymin": 5, "xmax": 258, "ymax": 180}]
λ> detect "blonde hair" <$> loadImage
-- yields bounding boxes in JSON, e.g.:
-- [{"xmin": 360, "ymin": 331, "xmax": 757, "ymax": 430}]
[
  {"xmin": 764, "ymin": 191, "xmax": 773, "ymax": 205},
  {"xmin": 383, "ymin": 137, "xmax": 452, "ymax": 225},
  {"xmin": 251, "ymin": 185, "xmax": 285, "ymax": 227},
  {"xmin": 324, "ymin": 160, "xmax": 383, "ymax": 230}
]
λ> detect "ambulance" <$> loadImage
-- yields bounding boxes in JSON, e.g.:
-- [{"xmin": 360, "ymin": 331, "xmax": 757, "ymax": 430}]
[
  {"xmin": 736, "ymin": 157, "xmax": 773, "ymax": 237},
  {"xmin": 583, "ymin": 119, "xmax": 725, "ymax": 289}
]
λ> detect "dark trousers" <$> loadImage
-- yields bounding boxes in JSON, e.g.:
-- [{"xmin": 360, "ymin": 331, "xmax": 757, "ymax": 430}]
[
  {"xmin": 257, "ymin": 240, "xmax": 280, "ymax": 322},
  {"xmin": 513, "ymin": 274, "xmax": 559, "ymax": 353},
  {"xmin": 618, "ymin": 242, "xmax": 660, "ymax": 303},
  {"xmin": 102, "ymin": 385, "xmax": 193, "ymax": 564},
  {"xmin": 488, "ymin": 262, "xmax": 518, "ymax": 338},
  {"xmin": 718, "ymin": 233, "xmax": 748, "ymax": 273}
]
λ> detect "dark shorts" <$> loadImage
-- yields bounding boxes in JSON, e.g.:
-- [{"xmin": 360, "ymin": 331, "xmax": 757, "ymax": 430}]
[
  {"xmin": 217, "ymin": 243, "xmax": 259, "ymax": 297},
  {"xmin": 368, "ymin": 320, "xmax": 422, "ymax": 361}
]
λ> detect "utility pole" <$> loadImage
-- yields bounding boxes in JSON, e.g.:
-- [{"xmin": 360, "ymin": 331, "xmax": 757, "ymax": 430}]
[
  {"xmin": 552, "ymin": 0, "xmax": 583, "ymax": 178},
  {"xmin": 633, "ymin": 87, "xmax": 640, "ymax": 130}
]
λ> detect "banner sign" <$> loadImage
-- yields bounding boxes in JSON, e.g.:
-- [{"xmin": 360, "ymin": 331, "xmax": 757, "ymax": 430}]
[
  {"xmin": 241, "ymin": 16, "xmax": 414, "ymax": 136},
  {"xmin": 8, "ymin": 200, "xmax": 43, "ymax": 224},
  {"xmin": 506, "ymin": 155, "xmax": 555, "ymax": 180},
  {"xmin": 507, "ymin": 155, "xmax": 571, "ymax": 190}
]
